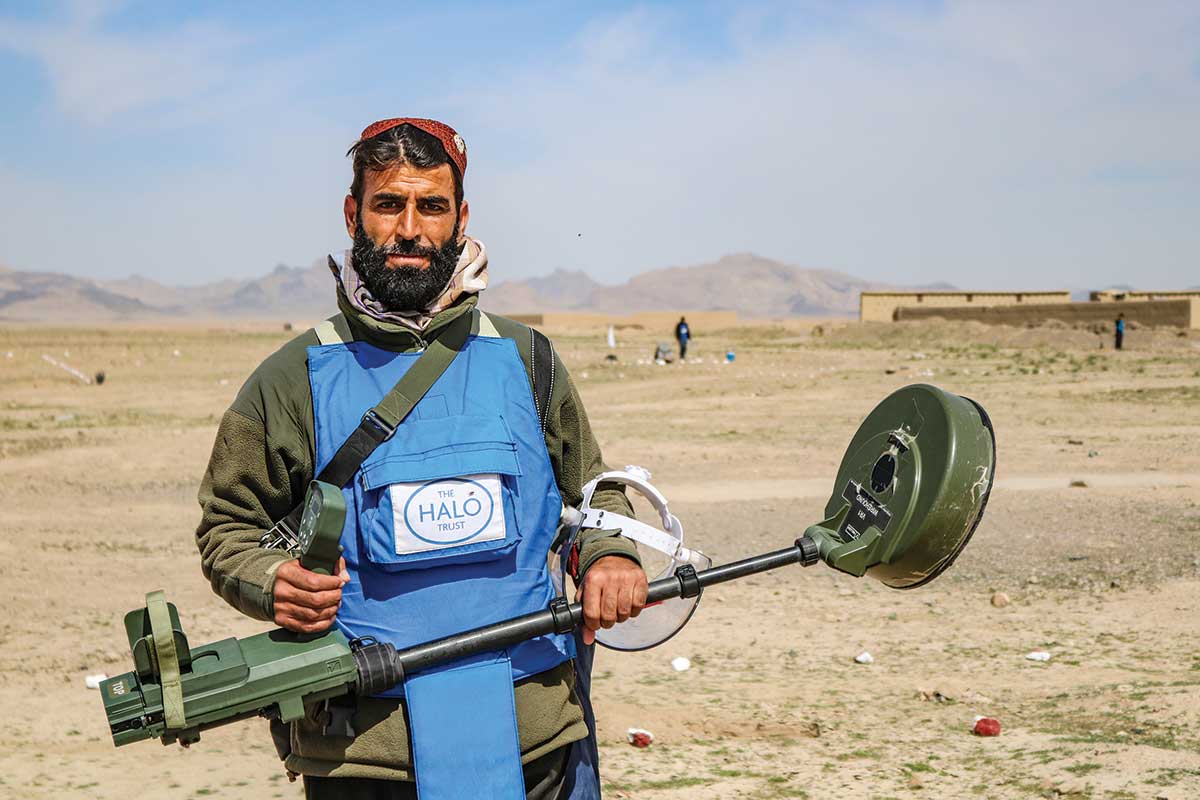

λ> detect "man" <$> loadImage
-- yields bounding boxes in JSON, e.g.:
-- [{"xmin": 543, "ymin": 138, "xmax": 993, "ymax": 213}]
[
  {"xmin": 196, "ymin": 118, "xmax": 648, "ymax": 799},
  {"xmin": 674, "ymin": 316, "xmax": 690, "ymax": 361},
  {"xmin": 1115, "ymin": 312, "xmax": 1125, "ymax": 350}
]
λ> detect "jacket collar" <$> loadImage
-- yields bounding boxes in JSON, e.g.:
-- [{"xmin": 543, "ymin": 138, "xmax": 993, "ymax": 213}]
[{"xmin": 336, "ymin": 288, "xmax": 478, "ymax": 352}]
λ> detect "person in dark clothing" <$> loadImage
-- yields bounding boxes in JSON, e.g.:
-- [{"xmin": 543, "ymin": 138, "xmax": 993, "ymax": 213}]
[
  {"xmin": 674, "ymin": 316, "xmax": 691, "ymax": 361},
  {"xmin": 1115, "ymin": 313, "xmax": 1125, "ymax": 350}
]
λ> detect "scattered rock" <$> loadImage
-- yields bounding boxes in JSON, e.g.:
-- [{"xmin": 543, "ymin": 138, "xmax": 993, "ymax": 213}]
[
  {"xmin": 990, "ymin": 592, "xmax": 1010, "ymax": 608},
  {"xmin": 84, "ymin": 673, "xmax": 107, "ymax": 689},
  {"xmin": 854, "ymin": 651, "xmax": 874, "ymax": 665},
  {"xmin": 1025, "ymin": 651, "xmax": 1052, "ymax": 662},
  {"xmin": 1087, "ymin": 450, "xmax": 1099, "ymax": 458},
  {"xmin": 1069, "ymin": 479, "xmax": 1088, "ymax": 488},
  {"xmin": 670, "ymin": 657, "xmax": 691, "ymax": 672},
  {"xmin": 918, "ymin": 688, "xmax": 955, "ymax": 703},
  {"xmin": 1067, "ymin": 439, "xmax": 1084, "ymax": 445}
]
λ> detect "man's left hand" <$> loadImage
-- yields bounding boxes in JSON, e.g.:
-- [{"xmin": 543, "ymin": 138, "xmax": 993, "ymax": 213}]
[{"xmin": 576, "ymin": 555, "xmax": 649, "ymax": 645}]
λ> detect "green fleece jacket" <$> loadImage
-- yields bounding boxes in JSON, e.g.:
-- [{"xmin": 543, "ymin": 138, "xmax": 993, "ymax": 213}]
[{"xmin": 195, "ymin": 291, "xmax": 638, "ymax": 780}]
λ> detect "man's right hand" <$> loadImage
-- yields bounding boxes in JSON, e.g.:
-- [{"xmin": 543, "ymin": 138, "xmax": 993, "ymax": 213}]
[{"xmin": 273, "ymin": 557, "xmax": 349, "ymax": 634}]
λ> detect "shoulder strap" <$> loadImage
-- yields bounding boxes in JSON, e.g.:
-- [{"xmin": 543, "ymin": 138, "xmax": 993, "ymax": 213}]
[
  {"xmin": 474, "ymin": 310, "xmax": 502, "ymax": 338},
  {"xmin": 528, "ymin": 326, "xmax": 555, "ymax": 434},
  {"xmin": 266, "ymin": 310, "xmax": 473, "ymax": 546},
  {"xmin": 313, "ymin": 313, "xmax": 353, "ymax": 345}
]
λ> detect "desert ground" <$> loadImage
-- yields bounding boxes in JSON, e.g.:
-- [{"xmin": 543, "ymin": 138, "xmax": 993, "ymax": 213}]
[{"xmin": 0, "ymin": 315, "xmax": 1197, "ymax": 800}]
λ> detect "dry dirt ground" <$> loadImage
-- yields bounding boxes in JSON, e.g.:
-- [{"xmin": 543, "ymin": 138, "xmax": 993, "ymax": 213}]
[{"xmin": 0, "ymin": 316, "xmax": 1197, "ymax": 800}]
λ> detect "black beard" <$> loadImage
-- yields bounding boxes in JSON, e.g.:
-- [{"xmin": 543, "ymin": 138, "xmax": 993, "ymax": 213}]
[{"xmin": 351, "ymin": 219, "xmax": 462, "ymax": 312}]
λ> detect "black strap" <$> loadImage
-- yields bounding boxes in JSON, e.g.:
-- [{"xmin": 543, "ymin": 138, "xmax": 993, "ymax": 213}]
[
  {"xmin": 269, "ymin": 310, "xmax": 473, "ymax": 542},
  {"xmin": 529, "ymin": 326, "xmax": 555, "ymax": 433}
]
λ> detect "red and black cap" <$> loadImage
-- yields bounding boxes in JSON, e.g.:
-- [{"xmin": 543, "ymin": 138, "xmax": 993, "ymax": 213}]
[{"xmin": 357, "ymin": 117, "xmax": 467, "ymax": 176}]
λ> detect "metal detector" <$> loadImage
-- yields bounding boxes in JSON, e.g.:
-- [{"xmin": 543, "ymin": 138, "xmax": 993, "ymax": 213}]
[{"xmin": 100, "ymin": 383, "xmax": 995, "ymax": 747}]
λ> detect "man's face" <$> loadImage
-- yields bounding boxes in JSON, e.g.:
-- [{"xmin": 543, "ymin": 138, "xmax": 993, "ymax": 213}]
[
  {"xmin": 343, "ymin": 163, "xmax": 471, "ymax": 311},
  {"xmin": 344, "ymin": 162, "xmax": 468, "ymax": 265}
]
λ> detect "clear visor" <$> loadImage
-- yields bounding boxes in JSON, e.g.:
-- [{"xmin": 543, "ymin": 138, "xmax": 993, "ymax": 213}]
[{"xmin": 552, "ymin": 468, "xmax": 709, "ymax": 651}]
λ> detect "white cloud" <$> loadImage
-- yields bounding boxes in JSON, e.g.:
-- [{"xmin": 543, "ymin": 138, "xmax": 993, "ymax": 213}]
[
  {"xmin": 466, "ymin": 1, "xmax": 1200, "ymax": 289},
  {"xmin": 0, "ymin": 1, "xmax": 251, "ymax": 126}
]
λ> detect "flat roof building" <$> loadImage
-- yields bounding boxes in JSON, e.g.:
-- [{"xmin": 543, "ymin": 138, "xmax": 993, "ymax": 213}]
[{"xmin": 860, "ymin": 291, "xmax": 1072, "ymax": 323}]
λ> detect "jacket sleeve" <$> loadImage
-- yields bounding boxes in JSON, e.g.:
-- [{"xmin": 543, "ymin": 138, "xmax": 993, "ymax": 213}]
[
  {"xmin": 542, "ymin": 356, "xmax": 641, "ymax": 580},
  {"xmin": 195, "ymin": 340, "xmax": 317, "ymax": 621}
]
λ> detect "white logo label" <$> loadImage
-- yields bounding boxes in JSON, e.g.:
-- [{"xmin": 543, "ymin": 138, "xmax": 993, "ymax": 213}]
[{"xmin": 389, "ymin": 474, "xmax": 506, "ymax": 555}]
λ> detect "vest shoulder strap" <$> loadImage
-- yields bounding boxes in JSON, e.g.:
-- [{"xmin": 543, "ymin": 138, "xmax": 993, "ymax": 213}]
[
  {"xmin": 267, "ymin": 310, "xmax": 472, "ymax": 545},
  {"xmin": 312, "ymin": 313, "xmax": 353, "ymax": 345}
]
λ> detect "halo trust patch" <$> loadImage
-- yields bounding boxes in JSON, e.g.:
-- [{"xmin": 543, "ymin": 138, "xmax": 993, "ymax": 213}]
[{"xmin": 388, "ymin": 474, "xmax": 506, "ymax": 554}]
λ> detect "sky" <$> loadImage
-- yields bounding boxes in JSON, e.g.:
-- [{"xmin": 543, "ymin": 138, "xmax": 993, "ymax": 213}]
[{"xmin": 0, "ymin": 0, "xmax": 1197, "ymax": 291}]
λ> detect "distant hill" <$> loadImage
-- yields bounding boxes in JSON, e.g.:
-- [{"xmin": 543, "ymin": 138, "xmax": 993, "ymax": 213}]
[
  {"xmin": 484, "ymin": 253, "xmax": 950, "ymax": 318},
  {"xmin": 0, "ymin": 268, "xmax": 165, "ymax": 321},
  {"xmin": 2, "ymin": 253, "xmax": 951, "ymax": 321}
]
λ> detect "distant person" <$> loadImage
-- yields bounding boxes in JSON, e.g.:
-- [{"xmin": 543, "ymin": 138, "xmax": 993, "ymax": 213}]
[
  {"xmin": 674, "ymin": 316, "xmax": 691, "ymax": 361},
  {"xmin": 1115, "ymin": 313, "xmax": 1125, "ymax": 350}
]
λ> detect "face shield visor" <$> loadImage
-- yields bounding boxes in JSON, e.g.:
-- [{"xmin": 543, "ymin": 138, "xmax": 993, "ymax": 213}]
[{"xmin": 551, "ymin": 467, "xmax": 711, "ymax": 651}]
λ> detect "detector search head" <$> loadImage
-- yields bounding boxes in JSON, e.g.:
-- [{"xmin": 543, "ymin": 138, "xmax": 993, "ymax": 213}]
[{"xmin": 802, "ymin": 384, "xmax": 995, "ymax": 588}]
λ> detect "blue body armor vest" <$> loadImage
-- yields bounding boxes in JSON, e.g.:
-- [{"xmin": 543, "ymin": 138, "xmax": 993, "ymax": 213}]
[{"xmin": 307, "ymin": 325, "xmax": 599, "ymax": 799}]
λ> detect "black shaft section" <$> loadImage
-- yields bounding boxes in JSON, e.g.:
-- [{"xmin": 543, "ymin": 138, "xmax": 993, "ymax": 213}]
[{"xmin": 383, "ymin": 538, "xmax": 813, "ymax": 681}]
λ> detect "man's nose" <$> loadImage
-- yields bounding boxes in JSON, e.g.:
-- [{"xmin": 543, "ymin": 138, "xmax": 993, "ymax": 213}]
[{"xmin": 396, "ymin": 203, "xmax": 421, "ymax": 241}]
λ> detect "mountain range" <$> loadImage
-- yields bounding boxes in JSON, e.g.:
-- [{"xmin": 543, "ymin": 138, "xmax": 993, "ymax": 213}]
[{"xmin": 0, "ymin": 253, "xmax": 953, "ymax": 322}]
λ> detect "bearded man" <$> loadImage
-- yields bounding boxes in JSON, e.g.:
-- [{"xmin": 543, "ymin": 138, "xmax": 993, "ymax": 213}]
[{"xmin": 196, "ymin": 118, "xmax": 648, "ymax": 800}]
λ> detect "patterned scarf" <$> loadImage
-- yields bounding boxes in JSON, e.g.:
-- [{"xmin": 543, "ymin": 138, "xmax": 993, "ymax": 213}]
[{"xmin": 328, "ymin": 236, "xmax": 489, "ymax": 332}]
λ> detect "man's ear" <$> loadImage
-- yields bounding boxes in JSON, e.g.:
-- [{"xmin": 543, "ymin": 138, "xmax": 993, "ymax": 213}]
[
  {"xmin": 457, "ymin": 200, "xmax": 470, "ymax": 242},
  {"xmin": 343, "ymin": 195, "xmax": 359, "ymax": 239}
]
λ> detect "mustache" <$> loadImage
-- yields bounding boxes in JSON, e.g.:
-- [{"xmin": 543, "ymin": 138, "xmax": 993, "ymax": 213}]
[{"xmin": 375, "ymin": 238, "xmax": 440, "ymax": 259}]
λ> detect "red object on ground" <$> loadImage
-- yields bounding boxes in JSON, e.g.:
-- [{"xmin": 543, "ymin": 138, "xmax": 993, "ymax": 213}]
[
  {"xmin": 973, "ymin": 717, "xmax": 1002, "ymax": 736},
  {"xmin": 628, "ymin": 731, "xmax": 654, "ymax": 748}
]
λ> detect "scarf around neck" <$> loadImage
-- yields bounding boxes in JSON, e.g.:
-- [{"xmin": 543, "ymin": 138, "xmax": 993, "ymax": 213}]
[{"xmin": 328, "ymin": 235, "xmax": 489, "ymax": 332}]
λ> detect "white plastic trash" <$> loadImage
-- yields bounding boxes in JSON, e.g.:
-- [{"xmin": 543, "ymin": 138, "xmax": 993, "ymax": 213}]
[
  {"xmin": 671, "ymin": 657, "xmax": 691, "ymax": 672},
  {"xmin": 1025, "ymin": 651, "xmax": 1052, "ymax": 662},
  {"xmin": 85, "ymin": 673, "xmax": 108, "ymax": 689},
  {"xmin": 854, "ymin": 651, "xmax": 874, "ymax": 664}
]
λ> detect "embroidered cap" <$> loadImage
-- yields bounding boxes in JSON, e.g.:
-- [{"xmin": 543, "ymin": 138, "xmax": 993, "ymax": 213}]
[{"xmin": 357, "ymin": 117, "xmax": 467, "ymax": 176}]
